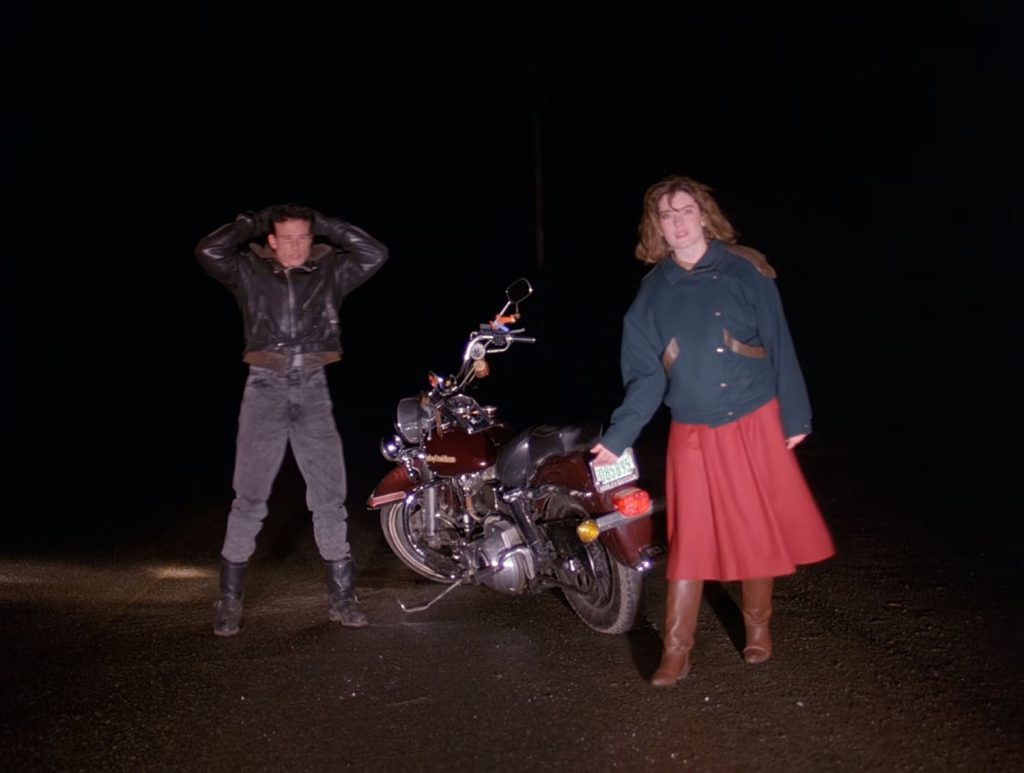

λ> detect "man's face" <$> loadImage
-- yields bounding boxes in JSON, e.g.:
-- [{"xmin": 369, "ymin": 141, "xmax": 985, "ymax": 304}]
[
  {"xmin": 657, "ymin": 191, "xmax": 705, "ymax": 256},
  {"xmin": 267, "ymin": 218, "xmax": 314, "ymax": 267}
]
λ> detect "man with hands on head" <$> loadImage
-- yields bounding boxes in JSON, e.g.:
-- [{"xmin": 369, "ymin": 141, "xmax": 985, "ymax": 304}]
[{"xmin": 196, "ymin": 203, "xmax": 388, "ymax": 637}]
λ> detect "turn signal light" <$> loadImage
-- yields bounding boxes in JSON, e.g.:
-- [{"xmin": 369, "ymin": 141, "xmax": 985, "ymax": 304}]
[
  {"xmin": 612, "ymin": 487, "xmax": 651, "ymax": 517},
  {"xmin": 576, "ymin": 519, "xmax": 600, "ymax": 543}
]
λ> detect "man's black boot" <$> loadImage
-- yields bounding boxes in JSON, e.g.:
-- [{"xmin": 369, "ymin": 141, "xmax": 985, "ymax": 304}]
[
  {"xmin": 325, "ymin": 558, "xmax": 368, "ymax": 628},
  {"xmin": 213, "ymin": 559, "xmax": 247, "ymax": 637}
]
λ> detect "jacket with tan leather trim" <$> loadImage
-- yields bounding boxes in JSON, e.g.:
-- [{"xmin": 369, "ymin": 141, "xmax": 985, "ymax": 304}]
[
  {"xmin": 195, "ymin": 211, "xmax": 388, "ymax": 360},
  {"xmin": 600, "ymin": 239, "xmax": 812, "ymax": 455}
]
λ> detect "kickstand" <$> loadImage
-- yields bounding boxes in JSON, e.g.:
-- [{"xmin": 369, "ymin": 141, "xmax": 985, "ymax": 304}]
[{"xmin": 398, "ymin": 577, "xmax": 467, "ymax": 613}]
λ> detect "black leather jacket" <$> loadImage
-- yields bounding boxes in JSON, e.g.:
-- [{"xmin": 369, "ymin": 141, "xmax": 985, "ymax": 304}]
[{"xmin": 196, "ymin": 211, "xmax": 389, "ymax": 361}]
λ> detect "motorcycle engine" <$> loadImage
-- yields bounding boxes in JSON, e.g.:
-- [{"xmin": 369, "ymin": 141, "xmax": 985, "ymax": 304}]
[{"xmin": 466, "ymin": 517, "xmax": 534, "ymax": 594}]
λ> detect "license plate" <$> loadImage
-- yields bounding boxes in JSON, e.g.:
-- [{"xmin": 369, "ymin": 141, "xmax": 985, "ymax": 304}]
[{"xmin": 589, "ymin": 447, "xmax": 639, "ymax": 493}]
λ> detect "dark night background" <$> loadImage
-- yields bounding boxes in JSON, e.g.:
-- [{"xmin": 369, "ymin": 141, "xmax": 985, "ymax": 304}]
[{"xmin": 6, "ymin": 5, "xmax": 1022, "ymax": 540}]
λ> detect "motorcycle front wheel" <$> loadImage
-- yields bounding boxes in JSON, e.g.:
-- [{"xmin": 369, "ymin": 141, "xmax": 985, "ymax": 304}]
[
  {"xmin": 380, "ymin": 500, "xmax": 461, "ymax": 584},
  {"xmin": 550, "ymin": 497, "xmax": 644, "ymax": 634}
]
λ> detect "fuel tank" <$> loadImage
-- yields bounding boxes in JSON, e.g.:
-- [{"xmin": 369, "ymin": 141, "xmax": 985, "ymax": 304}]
[{"xmin": 423, "ymin": 423, "xmax": 515, "ymax": 476}]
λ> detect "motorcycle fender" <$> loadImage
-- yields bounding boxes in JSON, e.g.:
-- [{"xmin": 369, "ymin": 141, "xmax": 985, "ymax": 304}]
[
  {"xmin": 533, "ymin": 452, "xmax": 607, "ymax": 514},
  {"xmin": 599, "ymin": 515, "xmax": 663, "ymax": 569},
  {"xmin": 367, "ymin": 465, "xmax": 415, "ymax": 509}
]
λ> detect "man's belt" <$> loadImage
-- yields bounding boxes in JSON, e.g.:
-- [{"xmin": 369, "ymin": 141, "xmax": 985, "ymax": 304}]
[{"xmin": 243, "ymin": 350, "xmax": 341, "ymax": 373}]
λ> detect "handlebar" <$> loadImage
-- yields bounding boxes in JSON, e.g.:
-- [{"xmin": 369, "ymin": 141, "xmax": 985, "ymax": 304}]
[{"xmin": 448, "ymin": 326, "xmax": 536, "ymax": 391}]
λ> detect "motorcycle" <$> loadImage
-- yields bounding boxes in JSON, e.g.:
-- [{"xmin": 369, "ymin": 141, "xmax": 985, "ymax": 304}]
[{"xmin": 366, "ymin": 279, "xmax": 662, "ymax": 633}]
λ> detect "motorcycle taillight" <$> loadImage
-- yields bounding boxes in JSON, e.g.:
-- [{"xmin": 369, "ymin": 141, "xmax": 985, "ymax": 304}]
[{"xmin": 611, "ymin": 487, "xmax": 651, "ymax": 518}]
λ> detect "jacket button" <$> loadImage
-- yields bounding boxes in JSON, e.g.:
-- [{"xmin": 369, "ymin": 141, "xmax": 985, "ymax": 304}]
[
  {"xmin": 719, "ymin": 382, "xmax": 728, "ymax": 388},
  {"xmin": 714, "ymin": 311, "xmax": 722, "ymax": 317},
  {"xmin": 716, "ymin": 347, "xmax": 725, "ymax": 353}
]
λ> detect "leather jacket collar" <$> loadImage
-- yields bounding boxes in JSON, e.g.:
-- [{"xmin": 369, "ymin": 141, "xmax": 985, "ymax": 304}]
[{"xmin": 250, "ymin": 241, "xmax": 332, "ymax": 274}]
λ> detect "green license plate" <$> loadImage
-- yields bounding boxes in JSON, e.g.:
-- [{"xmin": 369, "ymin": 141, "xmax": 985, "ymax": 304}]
[{"xmin": 589, "ymin": 447, "xmax": 639, "ymax": 493}]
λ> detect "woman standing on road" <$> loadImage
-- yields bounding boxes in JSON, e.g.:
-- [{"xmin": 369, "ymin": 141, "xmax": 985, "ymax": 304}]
[{"xmin": 592, "ymin": 175, "xmax": 834, "ymax": 686}]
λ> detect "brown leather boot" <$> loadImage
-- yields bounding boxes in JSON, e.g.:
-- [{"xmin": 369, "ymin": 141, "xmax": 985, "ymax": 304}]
[
  {"xmin": 741, "ymin": 577, "xmax": 773, "ymax": 664},
  {"xmin": 651, "ymin": 579, "xmax": 703, "ymax": 687}
]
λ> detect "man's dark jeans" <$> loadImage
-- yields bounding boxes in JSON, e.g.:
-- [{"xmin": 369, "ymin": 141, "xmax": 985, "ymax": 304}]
[{"xmin": 220, "ymin": 366, "xmax": 351, "ymax": 563}]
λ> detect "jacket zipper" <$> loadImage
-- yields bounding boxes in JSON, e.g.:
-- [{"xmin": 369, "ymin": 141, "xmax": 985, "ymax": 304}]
[{"xmin": 286, "ymin": 270, "xmax": 297, "ymax": 341}]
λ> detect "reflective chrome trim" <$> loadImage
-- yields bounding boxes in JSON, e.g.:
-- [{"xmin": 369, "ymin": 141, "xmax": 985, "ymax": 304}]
[
  {"xmin": 592, "ymin": 509, "xmax": 649, "ymax": 533},
  {"xmin": 380, "ymin": 435, "xmax": 404, "ymax": 462},
  {"xmin": 491, "ymin": 545, "xmax": 534, "ymax": 571},
  {"xmin": 634, "ymin": 557, "xmax": 655, "ymax": 573},
  {"xmin": 592, "ymin": 495, "xmax": 665, "ymax": 533}
]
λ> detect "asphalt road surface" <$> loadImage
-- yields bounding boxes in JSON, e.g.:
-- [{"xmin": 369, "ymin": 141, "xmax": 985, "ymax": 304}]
[{"xmin": 1, "ymin": 435, "xmax": 1021, "ymax": 771}]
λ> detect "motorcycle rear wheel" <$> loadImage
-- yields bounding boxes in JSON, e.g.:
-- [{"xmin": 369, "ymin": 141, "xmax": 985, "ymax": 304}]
[
  {"xmin": 380, "ymin": 500, "xmax": 460, "ymax": 584},
  {"xmin": 551, "ymin": 498, "xmax": 644, "ymax": 634}
]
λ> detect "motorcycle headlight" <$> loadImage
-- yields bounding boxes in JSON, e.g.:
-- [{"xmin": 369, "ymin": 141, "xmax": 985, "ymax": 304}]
[{"xmin": 395, "ymin": 396, "xmax": 430, "ymax": 444}]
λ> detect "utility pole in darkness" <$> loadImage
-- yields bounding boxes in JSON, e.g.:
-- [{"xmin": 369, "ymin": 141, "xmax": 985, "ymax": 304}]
[{"xmin": 532, "ymin": 96, "xmax": 545, "ymax": 276}]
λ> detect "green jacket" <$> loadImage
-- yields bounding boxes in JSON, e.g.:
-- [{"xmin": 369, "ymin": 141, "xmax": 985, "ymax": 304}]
[{"xmin": 601, "ymin": 240, "xmax": 812, "ymax": 455}]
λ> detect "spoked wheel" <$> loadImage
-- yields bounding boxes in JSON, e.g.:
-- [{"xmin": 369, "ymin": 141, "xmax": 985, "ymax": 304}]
[
  {"xmin": 380, "ymin": 499, "xmax": 462, "ymax": 583},
  {"xmin": 551, "ymin": 498, "xmax": 644, "ymax": 634}
]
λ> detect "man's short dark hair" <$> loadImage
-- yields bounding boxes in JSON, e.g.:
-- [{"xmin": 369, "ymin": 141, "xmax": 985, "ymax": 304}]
[{"xmin": 269, "ymin": 203, "xmax": 314, "ymax": 225}]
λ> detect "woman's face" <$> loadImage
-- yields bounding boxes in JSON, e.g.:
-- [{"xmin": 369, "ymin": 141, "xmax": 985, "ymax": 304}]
[{"xmin": 657, "ymin": 190, "xmax": 706, "ymax": 257}]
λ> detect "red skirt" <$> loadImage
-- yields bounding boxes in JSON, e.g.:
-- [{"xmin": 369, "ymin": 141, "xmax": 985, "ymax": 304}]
[{"xmin": 664, "ymin": 398, "xmax": 835, "ymax": 581}]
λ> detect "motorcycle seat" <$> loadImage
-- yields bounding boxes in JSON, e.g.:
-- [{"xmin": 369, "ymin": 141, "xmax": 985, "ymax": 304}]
[{"xmin": 496, "ymin": 423, "xmax": 602, "ymax": 490}]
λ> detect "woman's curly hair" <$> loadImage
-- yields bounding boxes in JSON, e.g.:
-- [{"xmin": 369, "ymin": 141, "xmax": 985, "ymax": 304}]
[{"xmin": 635, "ymin": 175, "xmax": 737, "ymax": 264}]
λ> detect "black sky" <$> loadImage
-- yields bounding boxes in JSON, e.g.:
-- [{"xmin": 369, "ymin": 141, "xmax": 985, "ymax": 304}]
[{"xmin": 7, "ymin": 5, "xmax": 1023, "ymax": 521}]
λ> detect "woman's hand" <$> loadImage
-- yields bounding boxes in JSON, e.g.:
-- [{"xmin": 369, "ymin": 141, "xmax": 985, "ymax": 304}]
[
  {"xmin": 785, "ymin": 433, "xmax": 808, "ymax": 450},
  {"xmin": 590, "ymin": 443, "xmax": 619, "ymax": 466}
]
